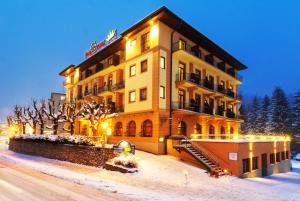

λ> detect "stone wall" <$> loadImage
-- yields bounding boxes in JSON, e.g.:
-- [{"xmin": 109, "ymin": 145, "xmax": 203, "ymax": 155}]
[{"xmin": 9, "ymin": 139, "xmax": 117, "ymax": 167}]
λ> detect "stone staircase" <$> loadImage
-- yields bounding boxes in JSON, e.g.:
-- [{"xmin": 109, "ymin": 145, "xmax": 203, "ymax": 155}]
[{"xmin": 173, "ymin": 137, "xmax": 228, "ymax": 177}]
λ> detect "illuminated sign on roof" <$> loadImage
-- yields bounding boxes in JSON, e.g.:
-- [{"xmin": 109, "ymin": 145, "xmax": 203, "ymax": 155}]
[{"xmin": 85, "ymin": 29, "xmax": 118, "ymax": 58}]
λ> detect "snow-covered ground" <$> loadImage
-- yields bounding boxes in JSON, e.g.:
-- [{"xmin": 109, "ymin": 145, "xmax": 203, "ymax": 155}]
[{"xmin": 0, "ymin": 147, "xmax": 299, "ymax": 201}]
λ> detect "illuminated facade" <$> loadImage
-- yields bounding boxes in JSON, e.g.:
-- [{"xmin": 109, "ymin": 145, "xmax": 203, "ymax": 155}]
[{"xmin": 60, "ymin": 7, "xmax": 290, "ymax": 177}]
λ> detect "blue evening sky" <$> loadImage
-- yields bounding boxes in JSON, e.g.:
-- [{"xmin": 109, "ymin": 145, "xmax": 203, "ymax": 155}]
[{"xmin": 0, "ymin": 0, "xmax": 299, "ymax": 121}]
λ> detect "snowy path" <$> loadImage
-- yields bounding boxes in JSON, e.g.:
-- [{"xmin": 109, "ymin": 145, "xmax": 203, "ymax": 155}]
[
  {"xmin": 0, "ymin": 159, "xmax": 132, "ymax": 201},
  {"xmin": 0, "ymin": 146, "xmax": 300, "ymax": 201}
]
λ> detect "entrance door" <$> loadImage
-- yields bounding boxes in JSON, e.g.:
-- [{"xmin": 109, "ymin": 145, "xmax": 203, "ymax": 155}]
[
  {"xmin": 178, "ymin": 62, "xmax": 186, "ymax": 81},
  {"xmin": 178, "ymin": 90, "xmax": 185, "ymax": 109},
  {"xmin": 261, "ymin": 153, "xmax": 268, "ymax": 177}
]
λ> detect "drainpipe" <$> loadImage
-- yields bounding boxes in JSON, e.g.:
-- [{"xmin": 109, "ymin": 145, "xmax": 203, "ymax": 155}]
[{"xmin": 167, "ymin": 20, "xmax": 183, "ymax": 148}]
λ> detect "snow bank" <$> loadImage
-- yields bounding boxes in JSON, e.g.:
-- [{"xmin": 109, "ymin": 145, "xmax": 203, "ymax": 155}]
[{"xmin": 12, "ymin": 134, "xmax": 95, "ymax": 146}]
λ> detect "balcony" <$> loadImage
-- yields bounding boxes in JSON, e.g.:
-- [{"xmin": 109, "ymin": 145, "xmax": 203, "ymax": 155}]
[
  {"xmin": 226, "ymin": 89, "xmax": 235, "ymax": 98},
  {"xmin": 226, "ymin": 110, "xmax": 236, "ymax": 119},
  {"xmin": 112, "ymin": 81, "xmax": 125, "ymax": 90},
  {"xmin": 172, "ymin": 101, "xmax": 201, "ymax": 113},
  {"xmin": 83, "ymin": 89, "xmax": 92, "ymax": 97},
  {"xmin": 216, "ymin": 107, "xmax": 225, "ymax": 116},
  {"xmin": 102, "ymin": 54, "xmax": 120, "ymax": 69},
  {"xmin": 176, "ymin": 73, "xmax": 201, "ymax": 85},
  {"xmin": 115, "ymin": 105, "xmax": 124, "ymax": 113},
  {"xmin": 203, "ymin": 79, "xmax": 214, "ymax": 91},
  {"xmin": 203, "ymin": 106, "xmax": 214, "ymax": 115},
  {"xmin": 172, "ymin": 41, "xmax": 243, "ymax": 82}
]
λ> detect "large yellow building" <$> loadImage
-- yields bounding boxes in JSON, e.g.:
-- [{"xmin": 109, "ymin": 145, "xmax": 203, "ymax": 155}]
[{"xmin": 60, "ymin": 7, "xmax": 290, "ymax": 177}]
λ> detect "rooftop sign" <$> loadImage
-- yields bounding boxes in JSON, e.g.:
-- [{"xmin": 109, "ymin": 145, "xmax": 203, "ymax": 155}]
[{"xmin": 85, "ymin": 29, "xmax": 118, "ymax": 58}]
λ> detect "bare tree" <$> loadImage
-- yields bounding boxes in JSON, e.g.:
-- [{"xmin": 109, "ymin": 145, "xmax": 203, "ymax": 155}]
[
  {"xmin": 13, "ymin": 105, "xmax": 24, "ymax": 134},
  {"xmin": 63, "ymin": 101, "xmax": 80, "ymax": 135},
  {"xmin": 80, "ymin": 101, "xmax": 117, "ymax": 146},
  {"xmin": 44, "ymin": 100, "xmax": 65, "ymax": 135},
  {"xmin": 25, "ymin": 101, "xmax": 39, "ymax": 134},
  {"xmin": 33, "ymin": 100, "xmax": 46, "ymax": 134}
]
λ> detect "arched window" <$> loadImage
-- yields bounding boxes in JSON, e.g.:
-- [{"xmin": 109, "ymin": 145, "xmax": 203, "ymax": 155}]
[
  {"xmin": 114, "ymin": 122, "xmax": 123, "ymax": 136},
  {"xmin": 194, "ymin": 123, "xmax": 202, "ymax": 134},
  {"xmin": 127, "ymin": 121, "xmax": 136, "ymax": 137},
  {"xmin": 142, "ymin": 120, "xmax": 152, "ymax": 137},
  {"xmin": 209, "ymin": 125, "xmax": 215, "ymax": 139},
  {"xmin": 220, "ymin": 126, "xmax": 225, "ymax": 134},
  {"xmin": 178, "ymin": 121, "xmax": 187, "ymax": 136},
  {"xmin": 230, "ymin": 127, "xmax": 234, "ymax": 134},
  {"xmin": 220, "ymin": 126, "xmax": 225, "ymax": 139}
]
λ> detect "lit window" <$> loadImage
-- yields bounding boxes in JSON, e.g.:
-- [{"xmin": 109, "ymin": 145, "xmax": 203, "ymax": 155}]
[
  {"xmin": 160, "ymin": 56, "xmax": 165, "ymax": 69},
  {"xmin": 179, "ymin": 39, "xmax": 186, "ymax": 50},
  {"xmin": 160, "ymin": 86, "xmax": 165, "ymax": 99},
  {"xmin": 131, "ymin": 39, "xmax": 136, "ymax": 46},
  {"xmin": 129, "ymin": 91, "xmax": 136, "ymax": 103},
  {"xmin": 108, "ymin": 57, "xmax": 113, "ymax": 65},
  {"xmin": 129, "ymin": 65, "xmax": 136, "ymax": 77},
  {"xmin": 141, "ymin": 60, "xmax": 148, "ymax": 73},
  {"xmin": 140, "ymin": 88, "xmax": 147, "ymax": 101}
]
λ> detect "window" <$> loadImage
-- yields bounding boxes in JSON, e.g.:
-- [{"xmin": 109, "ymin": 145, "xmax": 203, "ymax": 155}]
[
  {"xmin": 178, "ymin": 121, "xmax": 187, "ymax": 136},
  {"xmin": 114, "ymin": 122, "xmax": 123, "ymax": 136},
  {"xmin": 178, "ymin": 39, "xmax": 186, "ymax": 50},
  {"xmin": 108, "ymin": 56, "xmax": 113, "ymax": 65},
  {"xmin": 270, "ymin": 153, "xmax": 275, "ymax": 164},
  {"xmin": 129, "ymin": 91, "xmax": 136, "ymax": 103},
  {"xmin": 160, "ymin": 56, "xmax": 166, "ymax": 69},
  {"xmin": 141, "ymin": 60, "xmax": 148, "ymax": 73},
  {"xmin": 281, "ymin": 152, "xmax": 286, "ymax": 160},
  {"xmin": 129, "ymin": 65, "xmax": 136, "ymax": 77},
  {"xmin": 141, "ymin": 32, "xmax": 150, "ymax": 52},
  {"xmin": 252, "ymin": 157, "xmax": 258, "ymax": 170},
  {"xmin": 140, "ymin": 88, "xmax": 147, "ymax": 101},
  {"xmin": 276, "ymin": 152, "xmax": 280, "ymax": 162},
  {"xmin": 160, "ymin": 86, "xmax": 165, "ymax": 99},
  {"xmin": 194, "ymin": 123, "xmax": 202, "ymax": 134},
  {"xmin": 127, "ymin": 121, "xmax": 136, "ymax": 137},
  {"xmin": 142, "ymin": 120, "xmax": 152, "ymax": 137},
  {"xmin": 242, "ymin": 158, "xmax": 250, "ymax": 173}
]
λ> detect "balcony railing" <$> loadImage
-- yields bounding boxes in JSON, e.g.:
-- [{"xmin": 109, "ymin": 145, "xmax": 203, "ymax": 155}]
[
  {"xmin": 176, "ymin": 73, "xmax": 201, "ymax": 85},
  {"xmin": 203, "ymin": 79, "xmax": 214, "ymax": 91},
  {"xmin": 172, "ymin": 41, "xmax": 243, "ymax": 82},
  {"xmin": 172, "ymin": 101, "xmax": 201, "ymax": 113},
  {"xmin": 115, "ymin": 105, "xmax": 124, "ymax": 113}
]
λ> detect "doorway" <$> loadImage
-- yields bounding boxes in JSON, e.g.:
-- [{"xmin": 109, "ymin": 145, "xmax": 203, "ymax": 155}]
[{"xmin": 261, "ymin": 153, "xmax": 268, "ymax": 177}]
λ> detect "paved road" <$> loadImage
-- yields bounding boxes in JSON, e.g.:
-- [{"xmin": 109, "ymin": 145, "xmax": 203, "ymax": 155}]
[{"xmin": 0, "ymin": 159, "xmax": 130, "ymax": 201}]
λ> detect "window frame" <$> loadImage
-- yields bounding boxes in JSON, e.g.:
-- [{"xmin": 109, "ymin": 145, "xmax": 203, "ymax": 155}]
[
  {"xmin": 160, "ymin": 85, "xmax": 165, "ymax": 99},
  {"xmin": 139, "ymin": 87, "xmax": 147, "ymax": 101},
  {"xmin": 128, "ymin": 90, "xmax": 136, "ymax": 103},
  {"xmin": 140, "ymin": 59, "xmax": 148, "ymax": 73},
  {"xmin": 252, "ymin": 157, "xmax": 258, "ymax": 170},
  {"xmin": 242, "ymin": 158, "xmax": 250, "ymax": 173},
  {"xmin": 129, "ymin": 64, "xmax": 136, "ymax": 77},
  {"xmin": 160, "ymin": 56, "xmax": 166, "ymax": 69},
  {"xmin": 141, "ymin": 32, "xmax": 150, "ymax": 52}
]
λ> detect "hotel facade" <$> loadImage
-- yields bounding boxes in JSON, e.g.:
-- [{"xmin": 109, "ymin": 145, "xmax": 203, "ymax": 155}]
[{"xmin": 60, "ymin": 7, "xmax": 290, "ymax": 177}]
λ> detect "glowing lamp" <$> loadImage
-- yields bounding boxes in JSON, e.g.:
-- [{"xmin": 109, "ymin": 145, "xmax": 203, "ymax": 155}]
[
  {"xmin": 159, "ymin": 137, "xmax": 164, "ymax": 142},
  {"xmin": 150, "ymin": 24, "xmax": 158, "ymax": 38},
  {"xmin": 101, "ymin": 122, "xmax": 108, "ymax": 130}
]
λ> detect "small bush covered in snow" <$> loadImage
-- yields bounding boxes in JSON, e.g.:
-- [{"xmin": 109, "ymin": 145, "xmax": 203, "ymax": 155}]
[
  {"xmin": 112, "ymin": 154, "xmax": 139, "ymax": 168},
  {"xmin": 12, "ymin": 134, "xmax": 95, "ymax": 146}
]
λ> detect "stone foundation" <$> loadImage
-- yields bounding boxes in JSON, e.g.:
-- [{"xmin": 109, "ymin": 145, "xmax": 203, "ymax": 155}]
[{"xmin": 9, "ymin": 139, "xmax": 116, "ymax": 167}]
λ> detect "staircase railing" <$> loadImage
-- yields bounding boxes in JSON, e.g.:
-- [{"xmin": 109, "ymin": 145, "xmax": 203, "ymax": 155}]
[{"xmin": 181, "ymin": 136, "xmax": 220, "ymax": 167}]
